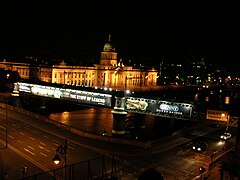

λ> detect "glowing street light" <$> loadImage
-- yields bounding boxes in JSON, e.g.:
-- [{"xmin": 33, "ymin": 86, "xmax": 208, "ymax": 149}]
[
  {"xmin": 221, "ymin": 112, "xmax": 230, "ymax": 131},
  {"xmin": 52, "ymin": 138, "xmax": 68, "ymax": 179}
]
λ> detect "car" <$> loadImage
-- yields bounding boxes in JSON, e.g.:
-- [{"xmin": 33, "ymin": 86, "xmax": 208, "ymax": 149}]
[
  {"xmin": 220, "ymin": 132, "xmax": 231, "ymax": 140},
  {"xmin": 192, "ymin": 142, "xmax": 208, "ymax": 152}
]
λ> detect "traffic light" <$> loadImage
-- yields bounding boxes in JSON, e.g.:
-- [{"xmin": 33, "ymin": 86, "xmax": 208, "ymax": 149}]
[{"xmin": 199, "ymin": 166, "xmax": 206, "ymax": 174}]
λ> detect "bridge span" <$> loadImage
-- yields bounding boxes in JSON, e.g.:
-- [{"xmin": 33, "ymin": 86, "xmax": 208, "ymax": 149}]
[
  {"xmin": 12, "ymin": 81, "xmax": 236, "ymax": 135},
  {"xmin": 13, "ymin": 82, "xmax": 195, "ymax": 118}
]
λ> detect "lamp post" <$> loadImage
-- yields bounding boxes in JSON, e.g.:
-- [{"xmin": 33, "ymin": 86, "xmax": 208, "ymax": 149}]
[
  {"xmin": 226, "ymin": 113, "xmax": 230, "ymax": 132},
  {"xmin": 52, "ymin": 138, "xmax": 67, "ymax": 179},
  {"xmin": 221, "ymin": 112, "xmax": 230, "ymax": 132},
  {"xmin": 63, "ymin": 71, "xmax": 65, "ymax": 85},
  {"xmin": 5, "ymin": 98, "xmax": 8, "ymax": 149},
  {"xmin": 125, "ymin": 76, "xmax": 127, "ymax": 90}
]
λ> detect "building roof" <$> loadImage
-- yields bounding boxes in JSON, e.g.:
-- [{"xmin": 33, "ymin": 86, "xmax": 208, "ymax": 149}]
[{"xmin": 103, "ymin": 33, "xmax": 115, "ymax": 52}]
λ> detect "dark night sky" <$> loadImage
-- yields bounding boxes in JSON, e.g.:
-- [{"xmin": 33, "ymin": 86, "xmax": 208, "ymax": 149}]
[{"xmin": 0, "ymin": 2, "xmax": 240, "ymax": 69}]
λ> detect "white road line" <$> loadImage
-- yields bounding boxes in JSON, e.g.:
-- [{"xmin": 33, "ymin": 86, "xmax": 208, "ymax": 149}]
[
  {"xmin": 44, "ymin": 135, "xmax": 49, "ymax": 138},
  {"xmin": 19, "ymin": 132, "xmax": 25, "ymax": 135},
  {"xmin": 40, "ymin": 142, "xmax": 46, "ymax": 146},
  {"xmin": 29, "ymin": 136, "xmax": 35, "ymax": 140},
  {"xmin": 0, "ymin": 130, "xmax": 5, "ymax": 134},
  {"xmin": 12, "ymin": 123, "xmax": 19, "ymax": 128},
  {"xmin": 38, "ymin": 145, "xmax": 50, "ymax": 152},
  {"xmin": 24, "ymin": 148, "xmax": 35, "ymax": 155},
  {"xmin": 8, "ymin": 135, "xmax": 14, "ymax": 139},
  {"xmin": 28, "ymin": 146, "xmax": 35, "ymax": 150},
  {"xmin": 53, "ymin": 143, "xmax": 59, "ymax": 146},
  {"xmin": 17, "ymin": 140, "xmax": 23, "ymax": 143},
  {"xmin": 0, "ymin": 140, "xmax": 51, "ymax": 173},
  {"xmin": 40, "ymin": 152, "xmax": 47, "ymax": 157}
]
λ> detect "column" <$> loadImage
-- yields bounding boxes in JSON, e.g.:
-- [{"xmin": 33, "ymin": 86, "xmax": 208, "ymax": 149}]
[
  {"xmin": 111, "ymin": 94, "xmax": 127, "ymax": 136},
  {"xmin": 134, "ymin": 113, "xmax": 146, "ymax": 129},
  {"xmin": 38, "ymin": 98, "xmax": 46, "ymax": 114},
  {"xmin": 12, "ymin": 96, "xmax": 22, "ymax": 108}
]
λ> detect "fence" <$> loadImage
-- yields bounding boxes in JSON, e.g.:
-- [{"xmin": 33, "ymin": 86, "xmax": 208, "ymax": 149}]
[{"xmin": 21, "ymin": 155, "xmax": 118, "ymax": 180}]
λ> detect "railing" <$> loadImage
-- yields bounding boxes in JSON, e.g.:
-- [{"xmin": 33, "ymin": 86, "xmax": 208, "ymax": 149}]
[{"xmin": 21, "ymin": 155, "xmax": 118, "ymax": 180}]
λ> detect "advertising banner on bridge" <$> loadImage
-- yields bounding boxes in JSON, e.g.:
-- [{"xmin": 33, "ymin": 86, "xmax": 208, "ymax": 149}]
[
  {"xmin": 16, "ymin": 82, "xmax": 113, "ymax": 107},
  {"xmin": 125, "ymin": 97, "xmax": 193, "ymax": 118},
  {"xmin": 206, "ymin": 109, "xmax": 228, "ymax": 121}
]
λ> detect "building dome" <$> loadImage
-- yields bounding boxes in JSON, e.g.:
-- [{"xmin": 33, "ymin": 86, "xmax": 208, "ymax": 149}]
[
  {"xmin": 103, "ymin": 42, "xmax": 115, "ymax": 52},
  {"xmin": 103, "ymin": 33, "xmax": 115, "ymax": 52}
]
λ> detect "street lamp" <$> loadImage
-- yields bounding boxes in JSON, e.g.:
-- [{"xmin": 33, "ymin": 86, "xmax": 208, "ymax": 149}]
[
  {"xmin": 52, "ymin": 138, "xmax": 68, "ymax": 179},
  {"xmin": 226, "ymin": 113, "xmax": 230, "ymax": 132},
  {"xmin": 221, "ymin": 112, "xmax": 230, "ymax": 131},
  {"xmin": 5, "ymin": 97, "xmax": 8, "ymax": 149}
]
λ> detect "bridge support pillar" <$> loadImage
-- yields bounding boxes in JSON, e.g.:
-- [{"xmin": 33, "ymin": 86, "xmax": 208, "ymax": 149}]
[
  {"xmin": 40, "ymin": 99, "xmax": 46, "ymax": 109},
  {"xmin": 12, "ymin": 96, "xmax": 22, "ymax": 108},
  {"xmin": 135, "ymin": 113, "xmax": 146, "ymax": 129},
  {"xmin": 111, "ymin": 96, "xmax": 127, "ymax": 136}
]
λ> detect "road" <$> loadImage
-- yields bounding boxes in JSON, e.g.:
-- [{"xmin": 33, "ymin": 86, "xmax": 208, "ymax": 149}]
[
  {"xmin": 0, "ymin": 106, "xmax": 116, "ymax": 179},
  {"xmin": 0, "ymin": 102, "xmax": 237, "ymax": 179},
  {"xmin": 113, "ymin": 124, "xmax": 237, "ymax": 179}
]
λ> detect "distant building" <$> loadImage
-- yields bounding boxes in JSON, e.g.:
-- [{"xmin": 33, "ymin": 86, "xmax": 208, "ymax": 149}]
[
  {"xmin": 0, "ymin": 35, "xmax": 158, "ymax": 92},
  {"xmin": 158, "ymin": 57, "xmax": 218, "ymax": 85}
]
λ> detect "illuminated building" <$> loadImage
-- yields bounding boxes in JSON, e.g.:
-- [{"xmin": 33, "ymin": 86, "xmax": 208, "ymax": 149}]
[{"xmin": 0, "ymin": 35, "xmax": 158, "ymax": 91}]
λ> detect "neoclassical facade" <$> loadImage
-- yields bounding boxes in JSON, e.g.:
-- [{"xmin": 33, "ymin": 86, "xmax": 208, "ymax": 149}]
[{"xmin": 0, "ymin": 36, "xmax": 158, "ymax": 91}]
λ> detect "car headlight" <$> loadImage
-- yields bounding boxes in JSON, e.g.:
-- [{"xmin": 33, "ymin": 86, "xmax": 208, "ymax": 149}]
[
  {"xmin": 193, "ymin": 146, "xmax": 195, "ymax": 149},
  {"xmin": 197, "ymin": 147, "xmax": 201, "ymax": 151}
]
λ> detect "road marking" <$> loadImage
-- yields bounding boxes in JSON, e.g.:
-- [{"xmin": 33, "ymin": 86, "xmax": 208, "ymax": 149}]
[
  {"xmin": 17, "ymin": 140, "xmax": 23, "ymax": 143},
  {"xmin": 19, "ymin": 132, "xmax": 25, "ymax": 135},
  {"xmin": 12, "ymin": 123, "xmax": 19, "ymax": 128},
  {"xmin": 38, "ymin": 145, "xmax": 50, "ymax": 152},
  {"xmin": 53, "ymin": 143, "xmax": 59, "ymax": 146},
  {"xmin": 0, "ymin": 130, "xmax": 5, "ymax": 134},
  {"xmin": 40, "ymin": 142, "xmax": 46, "ymax": 146},
  {"xmin": 8, "ymin": 135, "xmax": 14, "ymax": 139},
  {"xmin": 28, "ymin": 146, "xmax": 35, "ymax": 150},
  {"xmin": 0, "ymin": 139, "xmax": 51, "ymax": 173},
  {"xmin": 29, "ymin": 136, "xmax": 35, "ymax": 140},
  {"xmin": 24, "ymin": 148, "xmax": 35, "ymax": 155},
  {"xmin": 40, "ymin": 152, "xmax": 47, "ymax": 157},
  {"xmin": 44, "ymin": 135, "xmax": 49, "ymax": 138}
]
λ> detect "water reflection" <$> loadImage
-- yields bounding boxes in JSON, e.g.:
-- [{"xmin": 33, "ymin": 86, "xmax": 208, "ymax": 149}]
[
  {"xmin": 49, "ymin": 107, "xmax": 114, "ymax": 136},
  {"xmin": 48, "ymin": 107, "xmax": 193, "ymax": 140}
]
